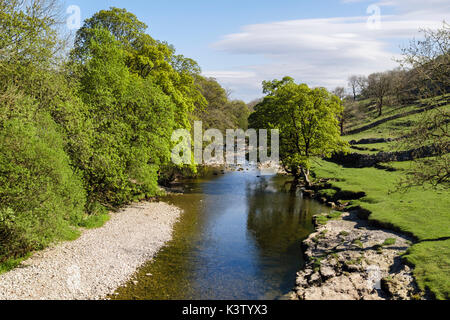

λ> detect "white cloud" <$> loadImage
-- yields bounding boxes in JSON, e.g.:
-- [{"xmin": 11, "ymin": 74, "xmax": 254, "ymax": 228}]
[{"xmin": 205, "ymin": 1, "xmax": 449, "ymax": 101}]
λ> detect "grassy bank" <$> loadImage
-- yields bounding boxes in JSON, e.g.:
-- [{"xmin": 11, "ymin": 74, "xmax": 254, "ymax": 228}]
[
  {"xmin": 310, "ymin": 97, "xmax": 450, "ymax": 300},
  {"xmin": 312, "ymin": 159, "xmax": 449, "ymax": 299}
]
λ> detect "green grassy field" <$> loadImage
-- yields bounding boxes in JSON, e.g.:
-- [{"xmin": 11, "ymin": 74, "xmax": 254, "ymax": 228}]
[
  {"xmin": 344, "ymin": 105, "xmax": 449, "ymax": 142},
  {"xmin": 345, "ymin": 94, "xmax": 450, "ymax": 133},
  {"xmin": 312, "ymin": 98, "xmax": 450, "ymax": 300}
]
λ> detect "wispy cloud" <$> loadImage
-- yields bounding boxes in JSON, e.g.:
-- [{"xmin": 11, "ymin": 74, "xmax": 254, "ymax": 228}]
[{"xmin": 204, "ymin": 0, "xmax": 449, "ymax": 101}]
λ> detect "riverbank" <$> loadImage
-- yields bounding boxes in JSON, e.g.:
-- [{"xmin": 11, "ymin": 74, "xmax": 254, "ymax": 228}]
[
  {"xmin": 300, "ymin": 159, "xmax": 450, "ymax": 299},
  {"xmin": 0, "ymin": 202, "xmax": 181, "ymax": 300},
  {"xmin": 290, "ymin": 210, "xmax": 423, "ymax": 300}
]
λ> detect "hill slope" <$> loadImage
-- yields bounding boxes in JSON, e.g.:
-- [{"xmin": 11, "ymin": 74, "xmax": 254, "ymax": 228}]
[{"xmin": 311, "ymin": 96, "xmax": 450, "ymax": 299}]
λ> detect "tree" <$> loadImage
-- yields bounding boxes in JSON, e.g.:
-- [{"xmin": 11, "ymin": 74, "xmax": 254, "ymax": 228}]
[
  {"xmin": 249, "ymin": 77, "xmax": 348, "ymax": 188},
  {"xmin": 333, "ymin": 87, "xmax": 346, "ymax": 135},
  {"xmin": 228, "ymin": 100, "xmax": 251, "ymax": 130},
  {"xmin": 0, "ymin": 3, "xmax": 211, "ymax": 262},
  {"xmin": 347, "ymin": 75, "xmax": 369, "ymax": 101},
  {"xmin": 399, "ymin": 22, "xmax": 449, "ymax": 99},
  {"xmin": 0, "ymin": 87, "xmax": 86, "ymax": 261},
  {"xmin": 72, "ymin": 7, "xmax": 206, "ymax": 131},
  {"xmin": 398, "ymin": 22, "xmax": 450, "ymax": 188},
  {"xmin": 388, "ymin": 69, "xmax": 411, "ymax": 104},
  {"xmin": 0, "ymin": 0, "xmax": 91, "ymax": 261},
  {"xmin": 366, "ymin": 72, "xmax": 392, "ymax": 117},
  {"xmin": 247, "ymin": 98, "xmax": 263, "ymax": 113},
  {"xmin": 195, "ymin": 76, "xmax": 250, "ymax": 131},
  {"xmin": 73, "ymin": 27, "xmax": 178, "ymax": 205},
  {"xmin": 348, "ymin": 76, "xmax": 359, "ymax": 100},
  {"xmin": 357, "ymin": 76, "xmax": 369, "ymax": 97},
  {"xmin": 0, "ymin": 0, "xmax": 66, "ymax": 101}
]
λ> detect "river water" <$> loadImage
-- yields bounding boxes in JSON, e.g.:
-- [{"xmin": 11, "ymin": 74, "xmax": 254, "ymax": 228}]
[{"xmin": 112, "ymin": 167, "xmax": 330, "ymax": 300}]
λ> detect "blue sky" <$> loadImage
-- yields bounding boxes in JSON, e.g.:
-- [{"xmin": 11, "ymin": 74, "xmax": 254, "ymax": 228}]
[{"xmin": 65, "ymin": 0, "xmax": 450, "ymax": 101}]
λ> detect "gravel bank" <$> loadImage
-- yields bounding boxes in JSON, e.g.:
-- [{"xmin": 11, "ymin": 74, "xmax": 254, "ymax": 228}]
[{"xmin": 0, "ymin": 202, "xmax": 181, "ymax": 300}]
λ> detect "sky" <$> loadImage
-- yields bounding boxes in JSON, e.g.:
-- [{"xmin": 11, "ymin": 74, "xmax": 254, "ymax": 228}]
[{"xmin": 65, "ymin": 0, "xmax": 450, "ymax": 102}]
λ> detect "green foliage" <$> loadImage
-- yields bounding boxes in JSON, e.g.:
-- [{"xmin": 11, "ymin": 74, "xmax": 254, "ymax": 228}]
[
  {"xmin": 194, "ymin": 76, "xmax": 250, "ymax": 131},
  {"xmin": 72, "ymin": 7, "xmax": 206, "ymax": 131},
  {"xmin": 404, "ymin": 240, "xmax": 450, "ymax": 300},
  {"xmin": 320, "ymin": 189, "xmax": 337, "ymax": 199},
  {"xmin": 0, "ymin": 253, "xmax": 31, "ymax": 275},
  {"xmin": 74, "ymin": 27, "xmax": 178, "ymax": 205},
  {"xmin": 382, "ymin": 238, "xmax": 397, "ymax": 246},
  {"xmin": 0, "ymin": 0, "xmax": 60, "ymax": 69},
  {"xmin": 0, "ymin": 92, "xmax": 86, "ymax": 262},
  {"xmin": 249, "ymin": 77, "xmax": 348, "ymax": 185},
  {"xmin": 0, "ymin": 4, "xmax": 206, "ymax": 263},
  {"xmin": 79, "ymin": 213, "xmax": 111, "ymax": 230},
  {"xmin": 315, "ymin": 211, "xmax": 342, "ymax": 225},
  {"xmin": 353, "ymin": 239, "xmax": 364, "ymax": 248}
]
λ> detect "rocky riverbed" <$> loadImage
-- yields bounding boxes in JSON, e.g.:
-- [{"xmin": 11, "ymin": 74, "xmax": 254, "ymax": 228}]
[
  {"xmin": 0, "ymin": 202, "xmax": 181, "ymax": 300},
  {"xmin": 290, "ymin": 211, "xmax": 424, "ymax": 300}
]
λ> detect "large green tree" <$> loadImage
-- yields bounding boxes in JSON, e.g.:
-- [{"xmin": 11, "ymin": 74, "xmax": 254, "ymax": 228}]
[
  {"xmin": 249, "ymin": 77, "xmax": 348, "ymax": 187},
  {"xmin": 72, "ymin": 7, "xmax": 206, "ymax": 130},
  {"xmin": 74, "ymin": 27, "xmax": 178, "ymax": 205}
]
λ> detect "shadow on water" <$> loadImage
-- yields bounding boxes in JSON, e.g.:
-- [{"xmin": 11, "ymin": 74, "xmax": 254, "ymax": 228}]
[{"xmin": 111, "ymin": 169, "xmax": 330, "ymax": 300}]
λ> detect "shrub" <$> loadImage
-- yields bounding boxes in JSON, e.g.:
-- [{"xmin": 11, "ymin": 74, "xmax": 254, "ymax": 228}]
[{"xmin": 0, "ymin": 93, "xmax": 86, "ymax": 261}]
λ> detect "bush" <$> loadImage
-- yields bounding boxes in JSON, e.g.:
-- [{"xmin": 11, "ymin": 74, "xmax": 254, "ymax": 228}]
[{"xmin": 0, "ymin": 93, "xmax": 86, "ymax": 261}]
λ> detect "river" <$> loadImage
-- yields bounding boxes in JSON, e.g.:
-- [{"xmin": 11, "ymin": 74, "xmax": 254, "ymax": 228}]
[{"xmin": 111, "ymin": 166, "xmax": 330, "ymax": 300}]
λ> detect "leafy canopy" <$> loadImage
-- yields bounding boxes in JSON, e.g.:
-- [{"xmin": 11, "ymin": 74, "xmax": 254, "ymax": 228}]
[
  {"xmin": 72, "ymin": 7, "xmax": 206, "ymax": 130},
  {"xmin": 249, "ymin": 77, "xmax": 348, "ymax": 184}
]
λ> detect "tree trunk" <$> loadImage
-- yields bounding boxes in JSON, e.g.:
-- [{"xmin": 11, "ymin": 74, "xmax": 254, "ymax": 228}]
[
  {"xmin": 378, "ymin": 97, "xmax": 383, "ymax": 117},
  {"xmin": 301, "ymin": 167, "xmax": 312, "ymax": 188}
]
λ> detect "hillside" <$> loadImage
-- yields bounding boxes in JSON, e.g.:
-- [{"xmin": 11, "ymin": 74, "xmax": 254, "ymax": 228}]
[{"xmin": 310, "ymin": 95, "xmax": 450, "ymax": 299}]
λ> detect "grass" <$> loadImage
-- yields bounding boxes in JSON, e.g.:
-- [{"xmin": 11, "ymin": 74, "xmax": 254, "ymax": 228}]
[
  {"xmin": 382, "ymin": 238, "xmax": 397, "ymax": 246},
  {"xmin": 353, "ymin": 239, "xmax": 364, "ymax": 248},
  {"xmin": 345, "ymin": 94, "xmax": 450, "ymax": 133},
  {"xmin": 312, "ymin": 159, "xmax": 449, "ymax": 299},
  {"xmin": 313, "ymin": 160, "xmax": 450, "ymax": 240},
  {"xmin": 346, "ymin": 102, "xmax": 421, "ymax": 132},
  {"xmin": 344, "ymin": 103, "xmax": 449, "ymax": 142},
  {"xmin": 322, "ymin": 96, "xmax": 450, "ymax": 299},
  {"xmin": 0, "ymin": 254, "xmax": 31, "ymax": 274},
  {"xmin": 319, "ymin": 188, "xmax": 337, "ymax": 199},
  {"xmin": 404, "ymin": 239, "xmax": 450, "ymax": 300},
  {"xmin": 79, "ymin": 213, "xmax": 111, "ymax": 229},
  {"xmin": 0, "ymin": 212, "xmax": 111, "ymax": 275},
  {"xmin": 315, "ymin": 211, "xmax": 343, "ymax": 225}
]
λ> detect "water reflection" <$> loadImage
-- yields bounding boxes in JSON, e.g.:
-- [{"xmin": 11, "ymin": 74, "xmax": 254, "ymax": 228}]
[{"xmin": 111, "ymin": 170, "xmax": 329, "ymax": 300}]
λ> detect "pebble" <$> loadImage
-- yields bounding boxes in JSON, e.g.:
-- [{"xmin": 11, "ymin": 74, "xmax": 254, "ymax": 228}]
[{"xmin": 0, "ymin": 202, "xmax": 181, "ymax": 300}]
